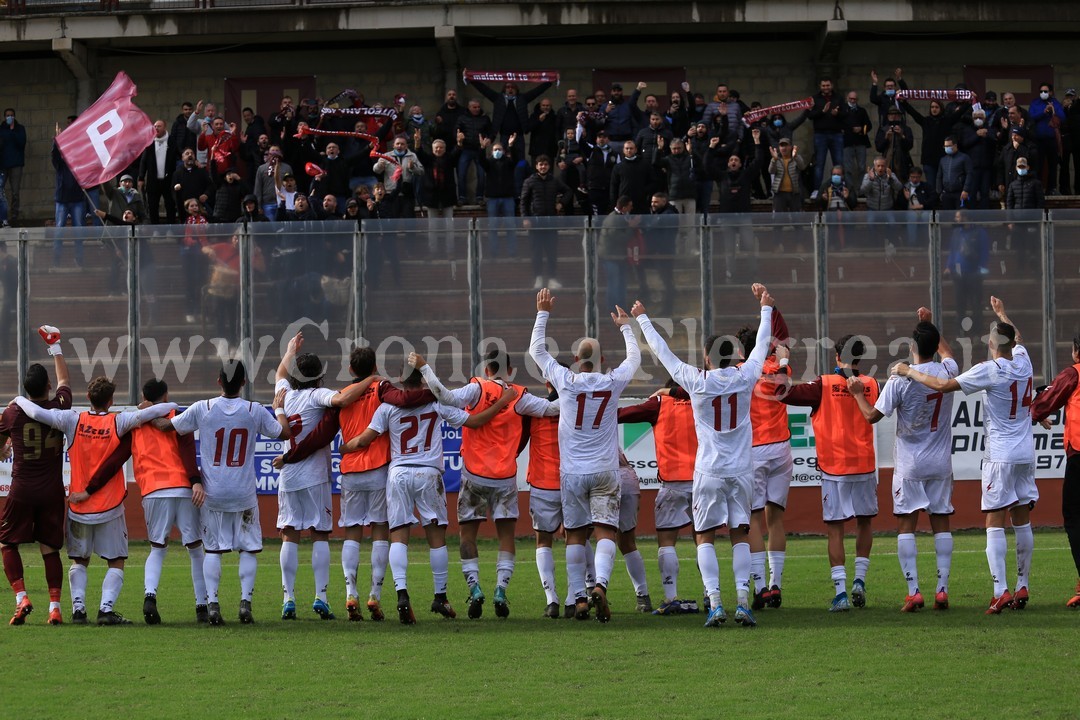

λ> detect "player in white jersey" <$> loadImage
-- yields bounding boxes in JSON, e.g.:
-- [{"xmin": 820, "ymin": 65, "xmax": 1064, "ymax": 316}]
[
  {"xmin": 341, "ymin": 368, "xmax": 515, "ymax": 624},
  {"xmin": 155, "ymin": 361, "xmax": 290, "ymax": 625},
  {"xmin": 848, "ymin": 308, "xmax": 958, "ymax": 612},
  {"xmin": 896, "ymin": 296, "xmax": 1037, "ymax": 614},
  {"xmin": 412, "ymin": 348, "xmax": 558, "ymax": 620},
  {"xmin": 274, "ymin": 331, "xmax": 377, "ymax": 621},
  {"xmin": 529, "ymin": 288, "xmax": 640, "ymax": 622},
  {"xmin": 632, "ymin": 283, "xmax": 775, "ymax": 628}
]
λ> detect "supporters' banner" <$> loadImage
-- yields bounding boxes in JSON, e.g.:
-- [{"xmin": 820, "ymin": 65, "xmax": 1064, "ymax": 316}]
[
  {"xmin": 896, "ymin": 89, "xmax": 976, "ymax": 103},
  {"xmin": 0, "ymin": 397, "xmax": 1065, "ymax": 497},
  {"xmin": 742, "ymin": 97, "xmax": 814, "ymax": 126},
  {"xmin": 463, "ymin": 69, "xmax": 560, "ymax": 85},
  {"xmin": 319, "ymin": 107, "xmax": 398, "ymax": 119},
  {"xmin": 55, "ymin": 72, "xmax": 155, "ymax": 188}
]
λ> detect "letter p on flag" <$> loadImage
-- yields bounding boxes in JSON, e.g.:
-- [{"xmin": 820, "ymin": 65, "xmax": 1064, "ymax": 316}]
[{"xmin": 55, "ymin": 72, "xmax": 155, "ymax": 188}]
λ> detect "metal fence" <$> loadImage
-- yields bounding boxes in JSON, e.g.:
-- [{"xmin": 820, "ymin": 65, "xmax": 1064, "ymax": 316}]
[
  {"xmin": 2, "ymin": 209, "xmax": 1070, "ymax": 405},
  {"xmin": 3, "ymin": 0, "xmax": 432, "ymax": 15}
]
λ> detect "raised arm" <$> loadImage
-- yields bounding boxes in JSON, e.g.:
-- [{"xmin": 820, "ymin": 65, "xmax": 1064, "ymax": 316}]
[
  {"xmin": 612, "ymin": 304, "xmax": 641, "ymax": 380},
  {"xmin": 412, "ymin": 353, "xmax": 478, "ymax": 408},
  {"xmin": 990, "ymin": 295, "xmax": 1020, "ymax": 344},
  {"xmin": 276, "ymin": 331, "xmax": 304, "ymax": 384},
  {"xmin": 37, "ymin": 325, "xmax": 70, "ymax": 389},
  {"xmin": 529, "ymin": 289, "xmax": 566, "ymax": 385},
  {"xmin": 917, "ymin": 306, "xmax": 953, "ymax": 360},
  {"xmin": 631, "ymin": 307, "xmax": 694, "ymax": 386}
]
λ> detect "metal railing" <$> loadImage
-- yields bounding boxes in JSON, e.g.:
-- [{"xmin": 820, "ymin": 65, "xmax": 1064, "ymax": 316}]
[{"xmin": 5, "ymin": 209, "xmax": 1072, "ymax": 405}]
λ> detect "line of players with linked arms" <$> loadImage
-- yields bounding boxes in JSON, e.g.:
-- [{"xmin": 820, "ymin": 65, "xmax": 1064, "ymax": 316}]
[{"xmin": 1, "ymin": 283, "xmax": 1077, "ymax": 627}]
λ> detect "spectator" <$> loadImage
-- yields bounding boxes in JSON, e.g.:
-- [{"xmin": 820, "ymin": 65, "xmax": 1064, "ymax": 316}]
[
  {"xmin": 701, "ymin": 82, "xmax": 743, "ymax": 154},
  {"xmin": 937, "ymin": 136, "xmax": 973, "ymax": 210},
  {"xmin": 471, "ymin": 77, "xmax": 554, "ymax": 165},
  {"xmin": 172, "ymin": 148, "xmax": 212, "ymax": 221},
  {"xmin": 405, "ymin": 104, "xmax": 434, "ymax": 154},
  {"xmin": 643, "ymin": 192, "xmax": 679, "ymax": 317},
  {"xmin": 838, "ymin": 92, "xmax": 872, "ymax": 194},
  {"xmin": 138, "ymin": 119, "xmax": 178, "ymax": 224},
  {"xmin": 180, "ymin": 197, "xmax": 208, "ymax": 323},
  {"xmin": 1006, "ymin": 156, "xmax": 1045, "ymax": 209},
  {"xmin": 455, "ymin": 99, "xmax": 492, "ymax": 205},
  {"xmin": 212, "ymin": 170, "xmax": 249, "ymax": 224},
  {"xmin": 991, "ymin": 91, "xmax": 1029, "ymax": 132},
  {"xmin": 960, "ymin": 110, "xmax": 996, "ymax": 209},
  {"xmin": 635, "ymin": 112, "xmax": 674, "ymax": 158},
  {"xmin": 901, "ymin": 165, "xmax": 937, "ymax": 246},
  {"xmin": 868, "ymin": 69, "xmax": 908, "ymax": 126},
  {"xmin": 268, "ymin": 96, "xmax": 298, "ymax": 146},
  {"xmin": 687, "ymin": 123, "xmax": 714, "ymax": 216},
  {"xmin": 905, "ymin": 99, "xmax": 961, "ymax": 190},
  {"xmin": 818, "ymin": 164, "xmax": 856, "ymax": 211},
  {"xmin": 861, "ymin": 156, "xmax": 903, "ymax": 212},
  {"xmin": 1029, "ymin": 82, "xmax": 1066, "ymax": 194},
  {"xmin": 417, "ymin": 138, "xmax": 460, "ymax": 256},
  {"xmin": 373, "ymin": 135, "xmax": 423, "ymax": 218},
  {"xmin": 768, "ymin": 138, "xmax": 808, "ymax": 212},
  {"xmin": 342, "ymin": 197, "xmax": 366, "ymax": 223},
  {"xmin": 808, "ymin": 77, "xmax": 845, "ymax": 196},
  {"xmin": 253, "ymin": 146, "xmax": 291, "ymax": 220},
  {"xmin": 104, "ymin": 174, "xmax": 146, "ymax": 224},
  {"xmin": 92, "ymin": 196, "xmax": 144, "ymax": 298},
  {"xmin": 478, "ymin": 135, "xmax": 519, "ymax": 257},
  {"xmin": 198, "ymin": 117, "xmax": 241, "ymax": 177},
  {"xmin": 998, "ymin": 128, "xmax": 1039, "ymax": 201},
  {"xmin": 0, "ymin": 242, "xmax": 15, "ymax": 358},
  {"xmin": 688, "ymin": 90, "xmax": 708, "ymax": 125},
  {"xmin": 51, "ymin": 140, "xmax": 86, "ymax": 267},
  {"xmin": 284, "ymin": 122, "xmax": 321, "ymax": 194},
  {"xmin": 599, "ymin": 195, "xmax": 637, "ymax": 312},
  {"xmin": 765, "ymin": 110, "xmax": 808, "ymax": 148},
  {"xmin": 520, "ymin": 155, "xmax": 570, "ymax": 289},
  {"xmin": 601, "ymin": 82, "xmax": 641, "ymax": 150},
  {"xmin": 1061, "ymin": 88, "xmax": 1077, "ymax": 194},
  {"xmin": 944, "ymin": 210, "xmax": 989, "ymax": 336},
  {"xmin": 170, "ymin": 100, "xmax": 197, "ymax": 159},
  {"xmin": 874, "ymin": 106, "xmax": 915, "ymax": 181},
  {"xmin": 665, "ymin": 83, "xmax": 692, "ymax": 138},
  {"xmin": 528, "ymin": 97, "xmax": 560, "ymax": 168},
  {"xmin": 432, "ymin": 89, "xmax": 466, "ymax": 145},
  {"xmin": 239, "ymin": 106, "xmax": 268, "ymax": 178},
  {"xmin": 652, "ymin": 135, "xmax": 700, "ymax": 251},
  {"xmin": 709, "ymin": 129, "xmax": 765, "ymax": 279},
  {"xmin": 0, "ymin": 108, "xmax": 26, "ymax": 225},
  {"xmin": 555, "ymin": 127, "xmax": 586, "ymax": 212},
  {"xmin": 584, "ymin": 129, "xmax": 619, "ymax": 216},
  {"xmin": 315, "ymin": 141, "xmax": 362, "ymax": 210},
  {"xmin": 237, "ymin": 194, "xmax": 267, "ymax": 223},
  {"xmin": 187, "ymin": 100, "xmax": 218, "ymax": 166},
  {"xmin": 609, "ymin": 140, "xmax": 654, "ymax": 215},
  {"xmin": 555, "ymin": 88, "xmax": 585, "ymax": 136},
  {"xmin": 576, "ymin": 95, "xmax": 605, "ymax": 146}
]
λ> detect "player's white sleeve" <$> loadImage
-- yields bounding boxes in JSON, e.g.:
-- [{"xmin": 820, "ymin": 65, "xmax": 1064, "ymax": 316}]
[
  {"xmin": 274, "ymin": 378, "xmax": 291, "ymax": 396},
  {"xmin": 529, "ymin": 311, "xmax": 570, "ymax": 389},
  {"xmin": 943, "ymin": 357, "xmax": 959, "ymax": 378},
  {"xmin": 13, "ymin": 397, "xmax": 78, "ymax": 436},
  {"xmin": 874, "ymin": 376, "xmax": 904, "ymax": 417},
  {"xmin": 611, "ymin": 323, "xmax": 641, "ymax": 382},
  {"xmin": 636, "ymin": 314, "xmax": 700, "ymax": 391},
  {"xmin": 419, "ymin": 365, "xmax": 478, "ymax": 408},
  {"xmin": 742, "ymin": 306, "xmax": 774, "ymax": 378},
  {"xmin": 312, "ymin": 388, "xmax": 337, "ymax": 408},
  {"xmin": 439, "ymin": 404, "xmax": 471, "ymax": 429},
  {"xmin": 170, "ymin": 401, "xmax": 205, "ymax": 436},
  {"xmin": 955, "ymin": 362, "xmax": 995, "ymax": 395},
  {"xmin": 116, "ymin": 402, "xmax": 179, "ymax": 436},
  {"xmin": 516, "ymin": 391, "xmax": 558, "ymax": 418},
  {"xmin": 367, "ymin": 403, "xmax": 391, "ymax": 435}
]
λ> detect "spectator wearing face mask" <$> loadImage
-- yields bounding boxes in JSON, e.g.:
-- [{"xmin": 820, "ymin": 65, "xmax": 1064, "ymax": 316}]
[
  {"xmin": 768, "ymin": 138, "xmax": 809, "ymax": 212},
  {"xmin": 456, "ymin": 99, "xmax": 493, "ymax": 205},
  {"xmin": 818, "ymin": 164, "xmax": 855, "ymax": 211},
  {"xmin": 868, "ymin": 69, "xmax": 908, "ymax": 127},
  {"xmin": 841, "ymin": 91, "xmax": 872, "ymax": 193},
  {"xmin": 998, "ymin": 128, "xmax": 1039, "ymax": 199},
  {"xmin": 609, "ymin": 140, "xmax": 655, "ymax": 214},
  {"xmin": 959, "ymin": 109, "xmax": 996, "ymax": 208},
  {"xmin": 904, "ymin": 99, "xmax": 962, "ymax": 191},
  {"xmin": 529, "ymin": 97, "xmax": 560, "ymax": 168},
  {"xmin": 373, "ymin": 135, "xmax": 424, "ymax": 217},
  {"xmin": 417, "ymin": 138, "xmax": 460, "ymax": 256},
  {"xmin": 1006, "ymin": 156, "xmax": 1044, "ymax": 209},
  {"xmin": 1029, "ymin": 82, "xmax": 1066, "ymax": 194},
  {"xmin": 936, "ymin": 136, "xmax": 973, "ymax": 210},
  {"xmin": 478, "ymin": 136, "xmax": 519, "ymax": 257},
  {"xmin": 874, "ymin": 107, "xmax": 915, "ymax": 181}
]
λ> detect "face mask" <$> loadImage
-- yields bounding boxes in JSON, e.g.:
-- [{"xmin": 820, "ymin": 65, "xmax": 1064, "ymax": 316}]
[
  {"xmin": 1040, "ymin": 91, "xmax": 1050, "ymax": 101},
  {"xmin": 394, "ymin": 149, "xmax": 406, "ymax": 157},
  {"xmin": 492, "ymin": 149, "xmax": 504, "ymax": 159},
  {"xmin": 773, "ymin": 119, "xmax": 783, "ymax": 128},
  {"xmin": 625, "ymin": 154, "xmax": 637, "ymax": 162},
  {"xmin": 1018, "ymin": 168, "xmax": 1028, "ymax": 176},
  {"xmin": 945, "ymin": 146, "xmax": 956, "ymax": 155},
  {"xmin": 974, "ymin": 118, "xmax": 985, "ymax": 127},
  {"xmin": 848, "ymin": 102, "xmax": 857, "ymax": 109},
  {"xmin": 4, "ymin": 117, "xmax": 12, "ymax": 126},
  {"xmin": 885, "ymin": 89, "xmax": 896, "ymax": 97},
  {"xmin": 411, "ymin": 114, "xmax": 424, "ymax": 122},
  {"xmin": 831, "ymin": 174, "xmax": 843, "ymax": 184},
  {"xmin": 327, "ymin": 153, "xmax": 338, "ymax": 160}
]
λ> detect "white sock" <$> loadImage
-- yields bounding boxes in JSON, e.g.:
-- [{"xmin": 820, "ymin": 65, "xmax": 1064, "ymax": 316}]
[
  {"xmin": 342, "ymin": 540, "xmax": 361, "ymax": 599},
  {"xmin": 188, "ymin": 546, "xmax": 207, "ymax": 605},
  {"xmin": 461, "ymin": 557, "xmax": 480, "ymax": 588},
  {"xmin": 696, "ymin": 542, "xmax": 720, "ymax": 601},
  {"xmin": 389, "ymin": 542, "xmax": 409, "ymax": 592},
  {"xmin": 854, "ymin": 556, "xmax": 870, "ymax": 583},
  {"xmin": 144, "ymin": 546, "xmax": 167, "ymax": 596},
  {"xmin": 49, "ymin": 601, "xmax": 60, "ymax": 612},
  {"xmin": 100, "ymin": 568, "xmax": 124, "ymax": 612},
  {"xmin": 370, "ymin": 540, "xmax": 389, "ymax": 600},
  {"xmin": 1014, "ymin": 523, "xmax": 1034, "ymax": 590},
  {"xmin": 280, "ymin": 541, "xmax": 298, "ymax": 602},
  {"xmin": 565, "ymin": 543, "xmax": 587, "ymax": 600},
  {"xmin": 535, "ymin": 547, "xmax": 558, "ymax": 604},
  {"xmin": 430, "ymin": 546, "xmax": 449, "ymax": 595},
  {"xmin": 496, "ymin": 551, "xmax": 515, "ymax": 589},
  {"xmin": 312, "ymin": 540, "xmax": 330, "ymax": 602},
  {"xmin": 986, "ymin": 527, "xmax": 1008, "ymax": 596},
  {"xmin": 934, "ymin": 532, "xmax": 953, "ymax": 593},
  {"xmin": 657, "ymin": 546, "xmax": 679, "ymax": 601},
  {"xmin": 767, "ymin": 550, "xmax": 786, "ymax": 589},
  {"xmin": 732, "ymin": 542, "xmax": 751, "ymax": 606},
  {"xmin": 831, "ymin": 565, "xmax": 847, "ymax": 596},
  {"xmin": 897, "ymin": 533, "xmax": 919, "ymax": 595},
  {"xmin": 239, "ymin": 552, "xmax": 257, "ymax": 602},
  {"xmin": 584, "ymin": 539, "xmax": 596, "ymax": 589},
  {"xmin": 750, "ymin": 550, "xmax": 766, "ymax": 593},
  {"xmin": 593, "ymin": 538, "xmax": 616, "ymax": 588},
  {"xmin": 203, "ymin": 553, "xmax": 222, "ymax": 604},
  {"xmin": 623, "ymin": 550, "xmax": 648, "ymax": 596},
  {"xmin": 69, "ymin": 564, "xmax": 87, "ymax": 612},
  {"xmin": 15, "ymin": 590, "xmax": 26, "ymax": 604}
]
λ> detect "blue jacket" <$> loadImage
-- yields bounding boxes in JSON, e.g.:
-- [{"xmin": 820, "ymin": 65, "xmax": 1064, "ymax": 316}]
[
  {"xmin": 946, "ymin": 225, "xmax": 989, "ymax": 276},
  {"xmin": 937, "ymin": 151, "xmax": 973, "ymax": 194},
  {"xmin": 1028, "ymin": 97, "xmax": 1065, "ymax": 140},
  {"xmin": 0, "ymin": 122, "xmax": 26, "ymax": 168},
  {"xmin": 51, "ymin": 142, "xmax": 83, "ymax": 203},
  {"xmin": 602, "ymin": 90, "xmax": 641, "ymax": 141}
]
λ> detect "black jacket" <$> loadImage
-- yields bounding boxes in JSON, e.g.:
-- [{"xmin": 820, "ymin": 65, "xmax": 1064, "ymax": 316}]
[
  {"xmin": 520, "ymin": 172, "xmax": 570, "ymax": 216},
  {"xmin": 472, "ymin": 80, "xmax": 554, "ymax": 137},
  {"xmin": 609, "ymin": 155, "xmax": 655, "ymax": 211}
]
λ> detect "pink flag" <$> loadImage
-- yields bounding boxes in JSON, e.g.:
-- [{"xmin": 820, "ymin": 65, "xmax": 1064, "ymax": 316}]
[{"xmin": 55, "ymin": 72, "xmax": 155, "ymax": 188}]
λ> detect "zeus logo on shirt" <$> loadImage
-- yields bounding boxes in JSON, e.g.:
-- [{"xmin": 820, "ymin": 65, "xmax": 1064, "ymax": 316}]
[{"xmin": 77, "ymin": 424, "xmax": 112, "ymax": 437}]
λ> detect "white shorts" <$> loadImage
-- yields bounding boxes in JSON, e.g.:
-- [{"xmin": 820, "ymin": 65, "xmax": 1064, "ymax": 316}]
[
  {"xmin": 457, "ymin": 476, "xmax": 519, "ymax": 523},
  {"xmin": 277, "ymin": 483, "xmax": 333, "ymax": 532},
  {"xmin": 892, "ymin": 472, "xmax": 954, "ymax": 516},
  {"xmin": 67, "ymin": 515, "xmax": 128, "ymax": 561},
  {"xmin": 752, "ymin": 442, "xmax": 794, "ymax": 511},
  {"xmin": 654, "ymin": 482, "xmax": 693, "ymax": 530},
  {"xmin": 692, "ymin": 471, "xmax": 752, "ymax": 533},
  {"xmin": 528, "ymin": 487, "xmax": 563, "ymax": 534},
  {"xmin": 201, "ymin": 506, "xmax": 263, "ymax": 553},
  {"xmin": 561, "ymin": 471, "xmax": 621, "ymax": 531},
  {"xmin": 340, "ymin": 468, "xmax": 389, "ymax": 527},
  {"xmin": 143, "ymin": 496, "xmax": 201, "ymax": 546},
  {"xmin": 981, "ymin": 461, "xmax": 1039, "ymax": 512},
  {"xmin": 821, "ymin": 473, "xmax": 879, "ymax": 522},
  {"xmin": 387, "ymin": 465, "xmax": 448, "ymax": 530}
]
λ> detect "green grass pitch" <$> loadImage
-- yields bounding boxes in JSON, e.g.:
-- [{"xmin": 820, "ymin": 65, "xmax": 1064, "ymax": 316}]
[{"xmin": 4, "ymin": 531, "xmax": 1079, "ymax": 719}]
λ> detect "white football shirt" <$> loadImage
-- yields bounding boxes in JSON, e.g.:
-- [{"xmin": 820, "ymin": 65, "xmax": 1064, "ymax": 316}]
[
  {"xmin": 875, "ymin": 358, "xmax": 958, "ymax": 480},
  {"xmin": 637, "ymin": 307, "xmax": 773, "ymax": 479},
  {"xmin": 172, "ymin": 396, "xmax": 284, "ymax": 512},
  {"xmin": 529, "ymin": 311, "xmax": 641, "ymax": 475},
  {"xmin": 368, "ymin": 401, "xmax": 470, "ymax": 471},
  {"xmin": 955, "ymin": 344, "xmax": 1035, "ymax": 464},
  {"xmin": 275, "ymin": 379, "xmax": 337, "ymax": 492}
]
